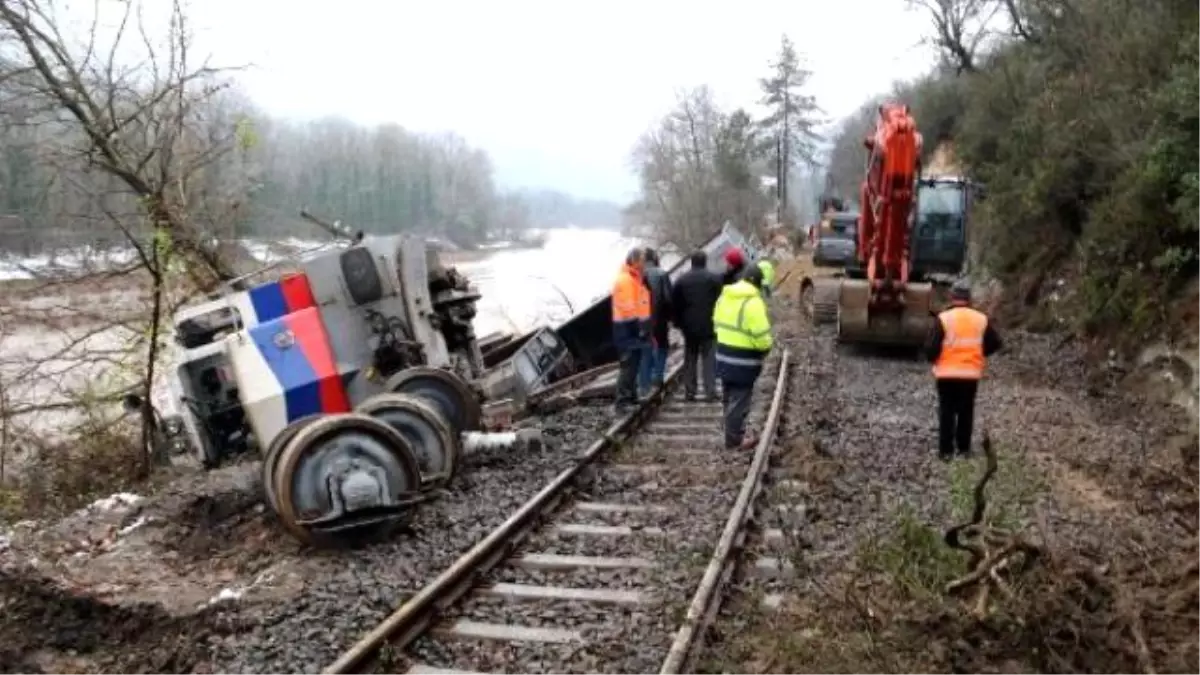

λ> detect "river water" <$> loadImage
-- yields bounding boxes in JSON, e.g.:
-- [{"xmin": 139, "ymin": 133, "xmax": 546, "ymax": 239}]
[{"xmin": 456, "ymin": 227, "xmax": 644, "ymax": 336}]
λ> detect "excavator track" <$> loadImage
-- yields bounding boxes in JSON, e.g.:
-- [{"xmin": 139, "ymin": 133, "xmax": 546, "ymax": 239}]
[{"xmin": 801, "ymin": 277, "xmax": 841, "ymax": 326}]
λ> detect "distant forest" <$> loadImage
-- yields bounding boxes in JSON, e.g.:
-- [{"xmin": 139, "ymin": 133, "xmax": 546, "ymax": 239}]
[
  {"xmin": 512, "ymin": 188, "xmax": 623, "ymax": 231},
  {"xmin": 0, "ymin": 92, "xmax": 623, "ymax": 256}
]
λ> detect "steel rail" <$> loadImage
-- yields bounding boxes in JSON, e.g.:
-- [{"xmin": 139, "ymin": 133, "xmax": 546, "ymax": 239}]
[
  {"xmin": 658, "ymin": 348, "xmax": 791, "ymax": 673},
  {"xmin": 324, "ymin": 361, "xmax": 685, "ymax": 674}
]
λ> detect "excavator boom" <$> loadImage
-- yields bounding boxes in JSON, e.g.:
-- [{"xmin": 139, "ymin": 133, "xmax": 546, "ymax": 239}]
[
  {"xmin": 859, "ymin": 103, "xmax": 922, "ymax": 298},
  {"xmin": 800, "ymin": 120, "xmax": 975, "ymax": 348},
  {"xmin": 832, "ymin": 102, "xmax": 937, "ymax": 346}
]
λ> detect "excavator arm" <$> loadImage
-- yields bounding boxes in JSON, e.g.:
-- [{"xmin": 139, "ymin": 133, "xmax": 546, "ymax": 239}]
[
  {"xmin": 802, "ymin": 101, "xmax": 936, "ymax": 347},
  {"xmin": 857, "ymin": 103, "xmax": 923, "ymax": 307}
]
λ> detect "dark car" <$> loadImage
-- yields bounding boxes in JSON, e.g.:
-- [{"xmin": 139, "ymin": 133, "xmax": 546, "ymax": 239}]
[{"xmin": 812, "ymin": 213, "xmax": 858, "ymax": 268}]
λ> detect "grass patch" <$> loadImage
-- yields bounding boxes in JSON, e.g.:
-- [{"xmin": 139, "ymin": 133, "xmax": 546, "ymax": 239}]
[
  {"xmin": 699, "ymin": 441, "xmax": 1061, "ymax": 673},
  {"xmin": 0, "ymin": 417, "xmax": 147, "ymax": 522},
  {"xmin": 854, "ymin": 442, "xmax": 1049, "ymax": 604},
  {"xmin": 857, "ymin": 504, "xmax": 965, "ymax": 602}
]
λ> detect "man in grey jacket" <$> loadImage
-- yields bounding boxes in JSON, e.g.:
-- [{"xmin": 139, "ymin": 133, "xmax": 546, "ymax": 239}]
[{"xmin": 639, "ymin": 248, "xmax": 673, "ymax": 395}]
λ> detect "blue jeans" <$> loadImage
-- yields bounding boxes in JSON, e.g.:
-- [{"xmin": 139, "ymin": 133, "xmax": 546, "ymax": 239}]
[{"xmin": 638, "ymin": 345, "xmax": 669, "ymax": 394}]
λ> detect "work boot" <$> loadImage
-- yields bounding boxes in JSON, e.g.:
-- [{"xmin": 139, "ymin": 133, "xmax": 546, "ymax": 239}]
[
  {"xmin": 937, "ymin": 449, "xmax": 953, "ymax": 462},
  {"xmin": 683, "ymin": 392, "xmax": 697, "ymax": 402},
  {"xmin": 956, "ymin": 446, "xmax": 973, "ymax": 457},
  {"xmin": 739, "ymin": 433, "xmax": 759, "ymax": 450}
]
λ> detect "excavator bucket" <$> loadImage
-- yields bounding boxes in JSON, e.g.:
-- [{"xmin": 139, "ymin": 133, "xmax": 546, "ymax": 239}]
[{"xmin": 836, "ymin": 279, "xmax": 936, "ymax": 347}]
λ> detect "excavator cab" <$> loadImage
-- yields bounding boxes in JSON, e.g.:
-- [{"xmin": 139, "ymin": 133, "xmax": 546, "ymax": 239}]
[{"xmin": 912, "ymin": 177, "xmax": 969, "ymax": 277}]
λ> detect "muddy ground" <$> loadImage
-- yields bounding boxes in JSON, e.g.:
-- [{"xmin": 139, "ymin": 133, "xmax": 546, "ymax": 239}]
[
  {"xmin": 0, "ymin": 401, "xmax": 619, "ymax": 673},
  {"xmin": 699, "ymin": 257, "xmax": 1198, "ymax": 673}
]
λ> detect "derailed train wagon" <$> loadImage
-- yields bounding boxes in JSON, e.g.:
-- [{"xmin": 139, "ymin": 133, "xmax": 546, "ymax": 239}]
[
  {"xmin": 153, "ymin": 233, "xmax": 502, "ymax": 544},
  {"xmin": 151, "ymin": 222, "xmax": 760, "ymax": 543},
  {"xmin": 554, "ymin": 222, "xmax": 762, "ymax": 370},
  {"xmin": 479, "ymin": 223, "xmax": 763, "ymax": 417}
]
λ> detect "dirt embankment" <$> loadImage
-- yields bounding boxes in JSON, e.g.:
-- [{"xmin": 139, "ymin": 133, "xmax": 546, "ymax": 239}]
[{"xmin": 701, "ymin": 255, "xmax": 1198, "ymax": 674}]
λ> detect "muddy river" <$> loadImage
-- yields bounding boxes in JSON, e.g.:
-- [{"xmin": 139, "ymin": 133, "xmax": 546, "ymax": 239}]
[{"xmin": 454, "ymin": 227, "xmax": 641, "ymax": 336}]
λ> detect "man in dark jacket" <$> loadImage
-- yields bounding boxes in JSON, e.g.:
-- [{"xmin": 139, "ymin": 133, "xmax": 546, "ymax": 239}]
[
  {"xmin": 671, "ymin": 250, "xmax": 723, "ymax": 401},
  {"xmin": 639, "ymin": 248, "xmax": 673, "ymax": 394},
  {"xmin": 924, "ymin": 279, "xmax": 1003, "ymax": 460}
]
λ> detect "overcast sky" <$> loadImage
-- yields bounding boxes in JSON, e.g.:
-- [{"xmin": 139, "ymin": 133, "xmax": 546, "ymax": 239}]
[{"xmin": 179, "ymin": 0, "xmax": 937, "ymax": 203}]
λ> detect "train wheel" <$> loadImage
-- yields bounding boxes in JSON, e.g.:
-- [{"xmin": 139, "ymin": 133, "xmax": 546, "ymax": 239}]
[
  {"xmin": 260, "ymin": 414, "xmax": 322, "ymax": 514},
  {"xmin": 384, "ymin": 366, "xmax": 482, "ymax": 435},
  {"xmin": 356, "ymin": 393, "xmax": 459, "ymax": 484},
  {"xmin": 271, "ymin": 413, "xmax": 422, "ymax": 546}
]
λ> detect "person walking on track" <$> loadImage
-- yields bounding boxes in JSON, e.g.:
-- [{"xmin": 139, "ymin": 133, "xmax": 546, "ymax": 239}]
[
  {"xmin": 611, "ymin": 247, "xmax": 652, "ymax": 412},
  {"xmin": 639, "ymin": 247, "xmax": 673, "ymax": 396},
  {"xmin": 925, "ymin": 279, "xmax": 1003, "ymax": 461},
  {"xmin": 714, "ymin": 264, "xmax": 773, "ymax": 450},
  {"xmin": 671, "ymin": 249, "xmax": 723, "ymax": 402}
]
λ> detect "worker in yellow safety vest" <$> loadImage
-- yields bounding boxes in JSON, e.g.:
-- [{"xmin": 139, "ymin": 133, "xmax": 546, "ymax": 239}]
[
  {"xmin": 756, "ymin": 259, "xmax": 775, "ymax": 299},
  {"xmin": 611, "ymin": 247, "xmax": 652, "ymax": 411},
  {"xmin": 924, "ymin": 279, "xmax": 1004, "ymax": 461},
  {"xmin": 713, "ymin": 264, "xmax": 773, "ymax": 450}
]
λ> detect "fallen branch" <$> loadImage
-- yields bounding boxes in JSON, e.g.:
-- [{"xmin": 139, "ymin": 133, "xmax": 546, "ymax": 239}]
[{"xmin": 943, "ymin": 433, "xmax": 1043, "ymax": 619}]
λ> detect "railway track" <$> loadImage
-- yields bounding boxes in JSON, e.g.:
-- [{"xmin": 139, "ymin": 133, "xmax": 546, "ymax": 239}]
[{"xmin": 324, "ymin": 348, "xmax": 792, "ymax": 675}]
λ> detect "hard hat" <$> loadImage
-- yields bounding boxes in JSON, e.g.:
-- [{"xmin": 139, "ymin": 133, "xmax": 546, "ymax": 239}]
[
  {"xmin": 950, "ymin": 278, "xmax": 972, "ymax": 301},
  {"xmin": 756, "ymin": 259, "xmax": 775, "ymax": 287},
  {"xmin": 723, "ymin": 247, "xmax": 745, "ymax": 268}
]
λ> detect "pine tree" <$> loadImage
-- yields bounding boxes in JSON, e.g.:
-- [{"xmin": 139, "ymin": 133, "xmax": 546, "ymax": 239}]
[{"xmin": 758, "ymin": 34, "xmax": 823, "ymax": 224}]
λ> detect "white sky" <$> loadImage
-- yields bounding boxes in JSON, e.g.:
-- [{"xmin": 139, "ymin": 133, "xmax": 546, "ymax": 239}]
[{"xmin": 175, "ymin": 0, "xmax": 937, "ymax": 202}]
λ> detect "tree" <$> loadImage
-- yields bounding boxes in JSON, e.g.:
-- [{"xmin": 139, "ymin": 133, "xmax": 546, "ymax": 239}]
[
  {"xmin": 0, "ymin": 0, "xmax": 254, "ymax": 475},
  {"xmin": 714, "ymin": 108, "xmax": 766, "ymax": 230},
  {"xmin": 905, "ymin": 0, "xmax": 1004, "ymax": 73},
  {"xmin": 629, "ymin": 87, "xmax": 769, "ymax": 247},
  {"xmin": 757, "ymin": 34, "xmax": 822, "ymax": 226}
]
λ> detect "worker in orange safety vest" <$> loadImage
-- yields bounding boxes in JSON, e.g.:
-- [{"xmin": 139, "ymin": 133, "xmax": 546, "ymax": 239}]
[
  {"xmin": 611, "ymin": 247, "xmax": 652, "ymax": 411},
  {"xmin": 924, "ymin": 279, "xmax": 1003, "ymax": 461}
]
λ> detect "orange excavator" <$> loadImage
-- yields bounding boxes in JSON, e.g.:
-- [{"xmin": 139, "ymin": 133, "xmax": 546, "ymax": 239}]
[{"xmin": 802, "ymin": 103, "xmax": 973, "ymax": 346}]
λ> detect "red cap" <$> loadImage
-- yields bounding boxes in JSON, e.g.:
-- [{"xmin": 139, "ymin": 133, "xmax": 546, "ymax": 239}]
[{"xmin": 724, "ymin": 247, "xmax": 745, "ymax": 267}]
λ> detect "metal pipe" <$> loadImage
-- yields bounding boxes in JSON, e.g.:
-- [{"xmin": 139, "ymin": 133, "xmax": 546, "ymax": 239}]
[{"xmin": 460, "ymin": 429, "xmax": 543, "ymax": 454}]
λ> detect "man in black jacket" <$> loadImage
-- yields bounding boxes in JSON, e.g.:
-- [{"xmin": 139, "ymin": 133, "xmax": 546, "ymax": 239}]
[
  {"xmin": 640, "ymin": 248, "xmax": 674, "ymax": 394},
  {"xmin": 671, "ymin": 250, "xmax": 723, "ymax": 402}
]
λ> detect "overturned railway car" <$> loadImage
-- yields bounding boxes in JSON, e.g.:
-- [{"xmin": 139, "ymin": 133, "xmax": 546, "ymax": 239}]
[
  {"xmin": 479, "ymin": 223, "xmax": 764, "ymax": 417},
  {"xmin": 154, "ymin": 234, "xmax": 499, "ymax": 544}
]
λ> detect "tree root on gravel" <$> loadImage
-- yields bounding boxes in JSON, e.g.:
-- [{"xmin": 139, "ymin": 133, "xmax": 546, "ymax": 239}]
[
  {"xmin": 938, "ymin": 433, "xmax": 1200, "ymax": 674},
  {"xmin": 943, "ymin": 433, "xmax": 1043, "ymax": 620}
]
